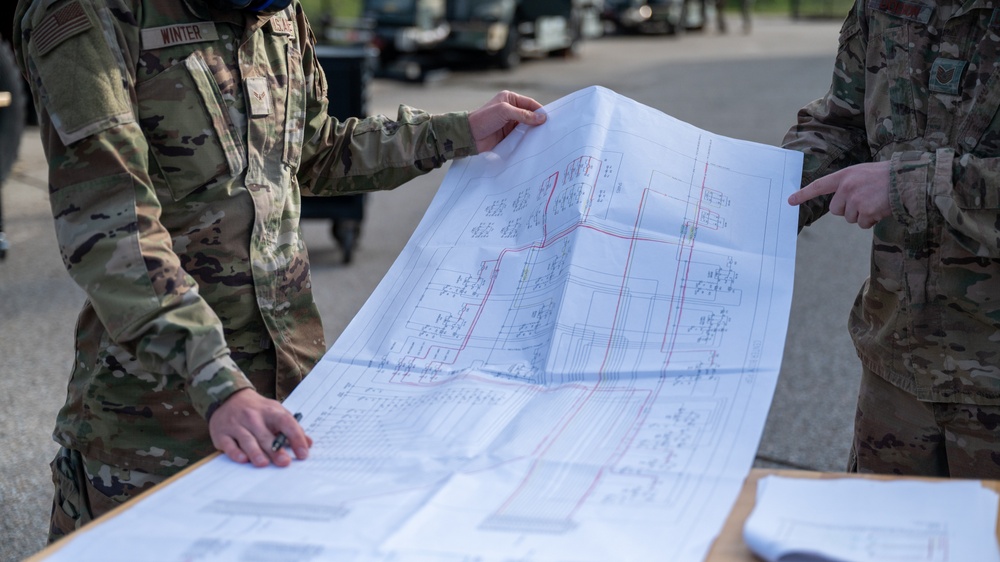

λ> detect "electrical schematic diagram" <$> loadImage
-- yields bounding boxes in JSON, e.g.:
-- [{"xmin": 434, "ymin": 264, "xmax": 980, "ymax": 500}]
[
  {"xmin": 283, "ymin": 86, "xmax": 800, "ymax": 561},
  {"xmin": 46, "ymin": 87, "xmax": 802, "ymax": 562}
]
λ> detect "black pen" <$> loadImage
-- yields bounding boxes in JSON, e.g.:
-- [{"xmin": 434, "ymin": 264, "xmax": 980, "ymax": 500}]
[{"xmin": 270, "ymin": 412, "xmax": 302, "ymax": 452}]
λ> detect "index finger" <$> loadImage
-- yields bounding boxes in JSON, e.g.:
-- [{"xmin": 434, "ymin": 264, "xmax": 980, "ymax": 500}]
[
  {"xmin": 506, "ymin": 91, "xmax": 544, "ymax": 113},
  {"xmin": 787, "ymin": 174, "xmax": 838, "ymax": 206}
]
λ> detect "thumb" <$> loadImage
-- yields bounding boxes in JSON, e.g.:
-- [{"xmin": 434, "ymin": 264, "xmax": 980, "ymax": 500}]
[{"xmin": 514, "ymin": 107, "xmax": 546, "ymax": 125}]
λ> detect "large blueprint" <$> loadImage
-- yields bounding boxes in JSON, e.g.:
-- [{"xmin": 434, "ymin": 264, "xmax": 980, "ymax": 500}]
[{"xmin": 48, "ymin": 86, "xmax": 802, "ymax": 561}]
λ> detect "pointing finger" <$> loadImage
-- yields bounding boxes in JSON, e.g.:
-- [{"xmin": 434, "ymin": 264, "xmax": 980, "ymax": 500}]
[{"xmin": 788, "ymin": 173, "xmax": 839, "ymax": 206}]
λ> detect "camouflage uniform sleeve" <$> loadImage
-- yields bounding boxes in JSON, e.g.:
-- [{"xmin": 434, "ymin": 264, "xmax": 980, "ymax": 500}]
[
  {"xmin": 292, "ymin": 6, "xmax": 477, "ymax": 196},
  {"xmin": 781, "ymin": 0, "xmax": 871, "ymax": 230},
  {"xmin": 15, "ymin": 0, "xmax": 253, "ymax": 418}
]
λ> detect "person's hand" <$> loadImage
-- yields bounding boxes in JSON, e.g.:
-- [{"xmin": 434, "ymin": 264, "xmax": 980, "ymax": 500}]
[
  {"xmin": 208, "ymin": 388, "xmax": 312, "ymax": 467},
  {"xmin": 787, "ymin": 161, "xmax": 892, "ymax": 229},
  {"xmin": 468, "ymin": 90, "xmax": 546, "ymax": 153}
]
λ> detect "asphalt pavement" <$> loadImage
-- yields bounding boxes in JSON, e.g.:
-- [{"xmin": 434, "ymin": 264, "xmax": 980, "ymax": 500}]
[{"xmin": 0, "ymin": 15, "xmax": 866, "ymax": 561}]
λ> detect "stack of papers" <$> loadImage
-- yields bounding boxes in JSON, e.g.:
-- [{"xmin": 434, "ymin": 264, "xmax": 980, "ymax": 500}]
[{"xmin": 744, "ymin": 475, "xmax": 1000, "ymax": 562}]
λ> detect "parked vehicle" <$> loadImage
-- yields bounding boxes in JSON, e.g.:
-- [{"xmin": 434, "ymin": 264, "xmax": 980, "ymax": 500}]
[
  {"xmin": 442, "ymin": 0, "xmax": 603, "ymax": 69},
  {"xmin": 363, "ymin": 0, "xmax": 602, "ymax": 80},
  {"xmin": 601, "ymin": 0, "xmax": 682, "ymax": 34},
  {"xmin": 363, "ymin": 0, "xmax": 450, "ymax": 80}
]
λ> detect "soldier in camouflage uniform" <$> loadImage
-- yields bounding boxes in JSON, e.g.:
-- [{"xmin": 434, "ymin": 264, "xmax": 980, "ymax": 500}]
[
  {"xmin": 13, "ymin": 0, "xmax": 545, "ymax": 541},
  {"xmin": 785, "ymin": 0, "xmax": 1000, "ymax": 477}
]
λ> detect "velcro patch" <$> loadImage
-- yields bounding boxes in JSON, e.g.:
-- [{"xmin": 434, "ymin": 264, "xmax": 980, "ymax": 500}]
[
  {"xmin": 868, "ymin": 0, "xmax": 933, "ymax": 24},
  {"xmin": 246, "ymin": 76, "xmax": 272, "ymax": 117},
  {"xmin": 269, "ymin": 16, "xmax": 295, "ymax": 36},
  {"xmin": 34, "ymin": 1, "xmax": 93, "ymax": 56},
  {"xmin": 928, "ymin": 58, "xmax": 966, "ymax": 95},
  {"xmin": 141, "ymin": 22, "xmax": 220, "ymax": 50}
]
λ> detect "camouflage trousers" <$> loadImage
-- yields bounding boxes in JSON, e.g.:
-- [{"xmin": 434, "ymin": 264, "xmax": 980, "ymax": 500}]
[
  {"xmin": 850, "ymin": 367, "xmax": 1000, "ymax": 478},
  {"xmin": 48, "ymin": 447, "xmax": 165, "ymax": 544}
]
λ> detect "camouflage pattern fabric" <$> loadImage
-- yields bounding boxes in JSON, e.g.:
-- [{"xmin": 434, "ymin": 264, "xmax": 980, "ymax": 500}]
[
  {"xmin": 783, "ymin": 0, "xmax": 1000, "ymax": 408},
  {"xmin": 13, "ymin": 0, "xmax": 477, "ymax": 478},
  {"xmin": 849, "ymin": 367, "xmax": 1000, "ymax": 478},
  {"xmin": 48, "ymin": 447, "xmax": 164, "ymax": 543}
]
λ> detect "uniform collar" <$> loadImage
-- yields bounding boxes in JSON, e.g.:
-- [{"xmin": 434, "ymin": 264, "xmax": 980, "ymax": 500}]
[
  {"xmin": 952, "ymin": 0, "xmax": 994, "ymax": 20},
  {"xmin": 182, "ymin": 0, "xmax": 245, "ymax": 27}
]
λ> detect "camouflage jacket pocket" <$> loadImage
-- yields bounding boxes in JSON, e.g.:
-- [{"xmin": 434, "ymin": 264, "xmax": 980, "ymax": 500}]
[
  {"xmin": 282, "ymin": 42, "xmax": 305, "ymax": 169},
  {"xmin": 935, "ymin": 157, "xmax": 1000, "ymax": 259},
  {"xmin": 875, "ymin": 25, "xmax": 919, "ymax": 145},
  {"xmin": 137, "ymin": 52, "xmax": 246, "ymax": 201}
]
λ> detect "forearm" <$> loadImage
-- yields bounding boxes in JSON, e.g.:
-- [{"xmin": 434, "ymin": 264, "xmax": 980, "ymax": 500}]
[{"xmin": 298, "ymin": 106, "xmax": 478, "ymax": 196}]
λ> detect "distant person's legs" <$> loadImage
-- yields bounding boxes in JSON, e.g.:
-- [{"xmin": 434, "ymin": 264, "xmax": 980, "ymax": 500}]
[
  {"xmin": 741, "ymin": 0, "xmax": 754, "ymax": 33},
  {"xmin": 714, "ymin": 0, "xmax": 727, "ymax": 32}
]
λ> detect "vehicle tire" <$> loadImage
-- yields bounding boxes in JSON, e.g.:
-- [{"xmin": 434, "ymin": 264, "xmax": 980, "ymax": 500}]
[{"xmin": 496, "ymin": 27, "xmax": 520, "ymax": 70}]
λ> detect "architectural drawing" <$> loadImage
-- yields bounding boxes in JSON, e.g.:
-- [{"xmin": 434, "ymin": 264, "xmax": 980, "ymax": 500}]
[{"xmin": 46, "ymin": 86, "xmax": 801, "ymax": 562}]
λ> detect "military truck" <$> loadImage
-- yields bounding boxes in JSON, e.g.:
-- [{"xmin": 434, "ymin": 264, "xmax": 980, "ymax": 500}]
[
  {"xmin": 362, "ymin": 0, "xmax": 450, "ymax": 80},
  {"xmin": 442, "ymin": 0, "xmax": 602, "ymax": 69},
  {"xmin": 363, "ymin": 0, "xmax": 602, "ymax": 79}
]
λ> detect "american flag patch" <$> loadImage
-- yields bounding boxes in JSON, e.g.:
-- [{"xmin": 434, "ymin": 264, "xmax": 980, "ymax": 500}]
[{"xmin": 34, "ymin": 1, "xmax": 93, "ymax": 56}]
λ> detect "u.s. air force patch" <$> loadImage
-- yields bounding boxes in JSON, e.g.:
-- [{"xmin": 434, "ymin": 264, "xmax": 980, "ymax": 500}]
[
  {"xmin": 34, "ymin": 0, "xmax": 93, "ymax": 56},
  {"xmin": 269, "ymin": 16, "xmax": 295, "ymax": 36}
]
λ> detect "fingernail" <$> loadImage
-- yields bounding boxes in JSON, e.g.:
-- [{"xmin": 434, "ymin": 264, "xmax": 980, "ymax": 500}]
[{"xmin": 294, "ymin": 447, "xmax": 308, "ymax": 459}]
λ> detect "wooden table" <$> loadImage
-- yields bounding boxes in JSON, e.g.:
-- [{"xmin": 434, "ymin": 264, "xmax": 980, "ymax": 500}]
[{"xmin": 705, "ymin": 468, "xmax": 1000, "ymax": 561}]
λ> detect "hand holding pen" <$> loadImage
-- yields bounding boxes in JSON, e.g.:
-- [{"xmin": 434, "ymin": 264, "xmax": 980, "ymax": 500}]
[
  {"xmin": 271, "ymin": 412, "xmax": 302, "ymax": 452},
  {"xmin": 208, "ymin": 388, "xmax": 313, "ymax": 468}
]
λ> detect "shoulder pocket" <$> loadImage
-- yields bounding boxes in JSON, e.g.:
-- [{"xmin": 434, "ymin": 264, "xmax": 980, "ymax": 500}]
[
  {"xmin": 879, "ymin": 25, "xmax": 918, "ymax": 143},
  {"xmin": 136, "ymin": 51, "xmax": 246, "ymax": 201},
  {"xmin": 28, "ymin": 0, "xmax": 134, "ymax": 145}
]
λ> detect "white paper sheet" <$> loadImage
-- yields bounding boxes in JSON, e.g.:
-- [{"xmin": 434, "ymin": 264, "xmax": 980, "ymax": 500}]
[
  {"xmin": 46, "ymin": 86, "xmax": 801, "ymax": 561},
  {"xmin": 744, "ymin": 475, "xmax": 1000, "ymax": 562}
]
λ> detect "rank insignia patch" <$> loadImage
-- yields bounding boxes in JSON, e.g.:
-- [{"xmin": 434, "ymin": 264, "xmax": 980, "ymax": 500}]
[
  {"xmin": 247, "ymin": 76, "xmax": 272, "ymax": 117},
  {"xmin": 929, "ymin": 58, "xmax": 966, "ymax": 95}
]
